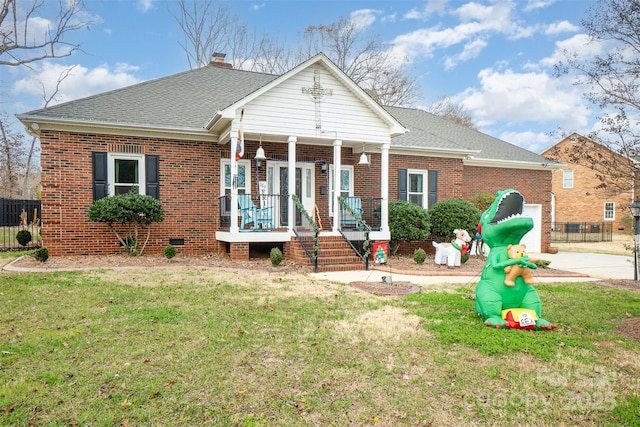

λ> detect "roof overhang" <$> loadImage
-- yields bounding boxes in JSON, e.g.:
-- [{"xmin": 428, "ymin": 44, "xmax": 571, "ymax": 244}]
[
  {"xmin": 464, "ymin": 157, "xmax": 564, "ymax": 170},
  {"xmin": 16, "ymin": 115, "xmax": 217, "ymax": 142},
  {"xmin": 390, "ymin": 145, "xmax": 480, "ymax": 159}
]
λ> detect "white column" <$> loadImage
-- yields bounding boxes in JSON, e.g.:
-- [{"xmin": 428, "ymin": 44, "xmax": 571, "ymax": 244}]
[
  {"xmin": 287, "ymin": 136, "xmax": 297, "ymax": 230},
  {"xmin": 380, "ymin": 142, "xmax": 390, "ymax": 234},
  {"xmin": 229, "ymin": 130, "xmax": 239, "ymax": 233},
  {"xmin": 332, "ymin": 139, "xmax": 342, "ymax": 232}
]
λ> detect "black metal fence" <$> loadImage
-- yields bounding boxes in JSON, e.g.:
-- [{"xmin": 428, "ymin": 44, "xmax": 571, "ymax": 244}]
[
  {"xmin": 551, "ymin": 222, "xmax": 613, "ymax": 242},
  {"xmin": 0, "ymin": 198, "xmax": 42, "ymax": 250}
]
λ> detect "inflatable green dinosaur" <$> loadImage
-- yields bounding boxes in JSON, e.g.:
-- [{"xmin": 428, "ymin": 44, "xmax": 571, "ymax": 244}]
[{"xmin": 475, "ymin": 189, "xmax": 557, "ymax": 330}]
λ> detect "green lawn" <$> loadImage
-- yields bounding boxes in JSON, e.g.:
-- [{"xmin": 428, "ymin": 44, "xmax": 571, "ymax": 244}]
[{"xmin": 1, "ymin": 267, "xmax": 639, "ymax": 426}]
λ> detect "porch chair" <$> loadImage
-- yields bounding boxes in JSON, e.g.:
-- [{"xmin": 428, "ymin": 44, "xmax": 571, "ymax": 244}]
[
  {"xmin": 238, "ymin": 194, "xmax": 273, "ymax": 230},
  {"xmin": 340, "ymin": 197, "xmax": 364, "ymax": 229}
]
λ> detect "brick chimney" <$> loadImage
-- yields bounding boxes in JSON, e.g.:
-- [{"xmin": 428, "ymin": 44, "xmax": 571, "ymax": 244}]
[{"xmin": 209, "ymin": 52, "xmax": 232, "ymax": 68}]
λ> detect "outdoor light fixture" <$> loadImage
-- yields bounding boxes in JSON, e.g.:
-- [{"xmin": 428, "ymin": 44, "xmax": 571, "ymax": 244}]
[
  {"xmin": 357, "ymin": 144, "xmax": 369, "ymax": 165},
  {"xmin": 254, "ymin": 139, "xmax": 266, "ymax": 168},
  {"xmin": 320, "ymin": 161, "xmax": 328, "ymax": 173},
  {"xmin": 630, "ymin": 200, "xmax": 640, "ymax": 280}
]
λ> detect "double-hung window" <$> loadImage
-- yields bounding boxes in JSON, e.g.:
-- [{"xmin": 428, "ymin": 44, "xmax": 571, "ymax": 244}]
[
  {"xmin": 92, "ymin": 152, "xmax": 159, "ymax": 201},
  {"xmin": 562, "ymin": 170, "xmax": 574, "ymax": 189},
  {"xmin": 604, "ymin": 202, "xmax": 615, "ymax": 221},
  {"xmin": 108, "ymin": 153, "xmax": 145, "ymax": 195},
  {"xmin": 328, "ymin": 165, "xmax": 354, "ymax": 214},
  {"xmin": 407, "ymin": 170, "xmax": 427, "ymax": 208}
]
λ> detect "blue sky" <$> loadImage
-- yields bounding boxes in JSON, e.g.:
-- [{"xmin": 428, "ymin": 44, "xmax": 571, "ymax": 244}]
[{"xmin": 3, "ymin": 0, "xmax": 600, "ymax": 154}]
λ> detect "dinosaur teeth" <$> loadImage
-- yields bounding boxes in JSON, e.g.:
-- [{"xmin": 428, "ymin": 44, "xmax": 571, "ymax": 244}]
[{"xmin": 496, "ymin": 213, "xmax": 523, "ymax": 224}]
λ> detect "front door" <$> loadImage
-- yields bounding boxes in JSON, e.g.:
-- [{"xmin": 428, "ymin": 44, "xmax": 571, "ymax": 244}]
[{"xmin": 271, "ymin": 163, "xmax": 315, "ymax": 227}]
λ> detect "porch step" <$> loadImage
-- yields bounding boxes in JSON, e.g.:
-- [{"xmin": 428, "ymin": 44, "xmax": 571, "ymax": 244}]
[{"xmin": 288, "ymin": 235, "xmax": 367, "ymax": 272}]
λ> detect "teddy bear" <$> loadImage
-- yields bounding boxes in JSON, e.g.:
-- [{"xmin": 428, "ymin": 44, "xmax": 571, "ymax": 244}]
[{"xmin": 503, "ymin": 244, "xmax": 537, "ymax": 287}]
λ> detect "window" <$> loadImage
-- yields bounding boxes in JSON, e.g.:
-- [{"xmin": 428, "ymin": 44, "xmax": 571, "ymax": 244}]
[
  {"xmin": 407, "ymin": 170, "xmax": 427, "ymax": 208},
  {"xmin": 220, "ymin": 159, "xmax": 251, "ymax": 213},
  {"xmin": 93, "ymin": 152, "xmax": 159, "ymax": 200},
  {"xmin": 604, "ymin": 202, "xmax": 615, "ymax": 220},
  {"xmin": 108, "ymin": 153, "xmax": 145, "ymax": 196},
  {"xmin": 398, "ymin": 168, "xmax": 437, "ymax": 208},
  {"xmin": 562, "ymin": 170, "xmax": 574, "ymax": 189},
  {"xmin": 328, "ymin": 165, "xmax": 354, "ymax": 214}
]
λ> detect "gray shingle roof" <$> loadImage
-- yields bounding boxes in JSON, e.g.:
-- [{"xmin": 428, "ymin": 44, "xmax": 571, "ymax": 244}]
[
  {"xmin": 385, "ymin": 106, "xmax": 552, "ymax": 165},
  {"xmin": 22, "ymin": 65, "xmax": 278, "ymax": 129},
  {"xmin": 21, "ymin": 62, "xmax": 552, "ymax": 165}
]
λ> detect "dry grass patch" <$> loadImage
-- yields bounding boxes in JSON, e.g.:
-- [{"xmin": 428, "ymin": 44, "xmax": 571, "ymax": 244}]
[{"xmin": 333, "ymin": 306, "xmax": 428, "ymax": 344}]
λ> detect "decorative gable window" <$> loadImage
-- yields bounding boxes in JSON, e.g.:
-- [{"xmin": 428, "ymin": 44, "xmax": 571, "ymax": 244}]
[
  {"xmin": 562, "ymin": 170, "xmax": 574, "ymax": 189},
  {"xmin": 604, "ymin": 201, "xmax": 615, "ymax": 220},
  {"xmin": 92, "ymin": 152, "xmax": 159, "ymax": 200},
  {"xmin": 398, "ymin": 168, "xmax": 438, "ymax": 208}
]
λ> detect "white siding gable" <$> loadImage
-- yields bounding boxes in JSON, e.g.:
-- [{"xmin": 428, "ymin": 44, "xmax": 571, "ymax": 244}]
[{"xmin": 241, "ymin": 64, "xmax": 392, "ymax": 145}]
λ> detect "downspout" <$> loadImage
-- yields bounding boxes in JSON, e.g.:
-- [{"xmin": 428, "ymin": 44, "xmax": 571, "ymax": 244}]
[{"xmin": 332, "ymin": 138, "xmax": 342, "ymax": 232}]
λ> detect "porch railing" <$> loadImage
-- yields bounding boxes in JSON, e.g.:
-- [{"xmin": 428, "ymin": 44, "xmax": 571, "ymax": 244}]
[
  {"xmin": 338, "ymin": 196, "xmax": 371, "ymax": 270},
  {"xmin": 551, "ymin": 222, "xmax": 613, "ymax": 242},
  {"xmin": 218, "ymin": 193, "xmax": 282, "ymax": 231},
  {"xmin": 292, "ymin": 195, "xmax": 320, "ymax": 272}
]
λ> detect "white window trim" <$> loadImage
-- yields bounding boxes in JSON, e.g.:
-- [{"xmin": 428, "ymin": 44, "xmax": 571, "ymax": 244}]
[
  {"xmin": 604, "ymin": 201, "xmax": 615, "ymax": 221},
  {"xmin": 328, "ymin": 165, "xmax": 354, "ymax": 217},
  {"xmin": 408, "ymin": 169, "xmax": 428, "ymax": 209},
  {"xmin": 562, "ymin": 170, "xmax": 574, "ymax": 189},
  {"xmin": 107, "ymin": 153, "xmax": 146, "ymax": 196},
  {"xmin": 220, "ymin": 159, "xmax": 252, "ymax": 196}
]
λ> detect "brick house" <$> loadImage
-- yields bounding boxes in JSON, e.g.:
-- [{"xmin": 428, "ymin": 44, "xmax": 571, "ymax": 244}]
[
  {"xmin": 542, "ymin": 133, "xmax": 638, "ymax": 234},
  {"xmin": 17, "ymin": 53, "xmax": 558, "ymax": 270}
]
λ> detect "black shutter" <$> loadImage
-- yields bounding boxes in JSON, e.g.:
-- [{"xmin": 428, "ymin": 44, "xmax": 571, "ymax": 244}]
[
  {"xmin": 92, "ymin": 152, "xmax": 108, "ymax": 201},
  {"xmin": 398, "ymin": 168, "xmax": 407, "ymax": 201},
  {"xmin": 145, "ymin": 155, "xmax": 159, "ymax": 200},
  {"xmin": 428, "ymin": 170, "xmax": 438, "ymax": 208}
]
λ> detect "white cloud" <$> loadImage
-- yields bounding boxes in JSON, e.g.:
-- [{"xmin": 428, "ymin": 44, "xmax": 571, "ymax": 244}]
[
  {"xmin": 12, "ymin": 62, "xmax": 141, "ymax": 106},
  {"xmin": 458, "ymin": 67, "xmax": 591, "ymax": 131},
  {"xmin": 537, "ymin": 33, "xmax": 604, "ymax": 69},
  {"xmin": 251, "ymin": 3, "xmax": 266, "ymax": 12},
  {"xmin": 495, "ymin": 130, "xmax": 555, "ymax": 153},
  {"xmin": 523, "ymin": 0, "xmax": 556, "ymax": 12},
  {"xmin": 444, "ymin": 38, "xmax": 487, "ymax": 69},
  {"xmin": 544, "ymin": 20, "xmax": 579, "ymax": 35},
  {"xmin": 136, "ymin": 0, "xmax": 154, "ymax": 13},
  {"xmin": 350, "ymin": 9, "xmax": 380, "ymax": 31},
  {"xmin": 404, "ymin": 0, "xmax": 447, "ymax": 20}
]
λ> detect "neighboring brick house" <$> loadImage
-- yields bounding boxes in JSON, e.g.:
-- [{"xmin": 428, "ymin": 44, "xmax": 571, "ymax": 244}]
[
  {"xmin": 17, "ymin": 53, "xmax": 559, "ymax": 269},
  {"xmin": 542, "ymin": 133, "xmax": 637, "ymax": 233}
]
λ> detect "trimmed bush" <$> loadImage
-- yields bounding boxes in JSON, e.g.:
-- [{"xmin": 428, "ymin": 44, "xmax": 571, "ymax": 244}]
[
  {"xmin": 270, "ymin": 247, "xmax": 283, "ymax": 266},
  {"xmin": 164, "ymin": 245, "xmax": 177, "ymax": 259},
  {"xmin": 389, "ymin": 200, "xmax": 431, "ymax": 254},
  {"xmin": 16, "ymin": 230, "xmax": 32, "ymax": 247},
  {"xmin": 33, "ymin": 247, "xmax": 49, "ymax": 262},
  {"xmin": 413, "ymin": 248, "xmax": 427, "ymax": 264},
  {"xmin": 428, "ymin": 198, "xmax": 481, "ymax": 242}
]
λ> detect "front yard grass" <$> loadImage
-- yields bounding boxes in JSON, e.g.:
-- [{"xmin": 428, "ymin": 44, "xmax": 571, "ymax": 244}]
[{"xmin": 1, "ymin": 268, "xmax": 639, "ymax": 426}]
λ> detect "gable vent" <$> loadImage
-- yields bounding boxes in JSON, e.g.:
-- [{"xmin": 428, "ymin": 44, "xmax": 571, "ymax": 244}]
[{"xmin": 108, "ymin": 143, "xmax": 143, "ymax": 154}]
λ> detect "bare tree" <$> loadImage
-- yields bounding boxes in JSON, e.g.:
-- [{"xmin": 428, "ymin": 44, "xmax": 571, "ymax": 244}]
[
  {"xmin": 20, "ymin": 65, "xmax": 76, "ymax": 198},
  {"xmin": 0, "ymin": 114, "xmax": 26, "ymax": 198},
  {"xmin": 301, "ymin": 17, "xmax": 419, "ymax": 106},
  {"xmin": 554, "ymin": 0, "xmax": 640, "ymax": 192},
  {"xmin": 172, "ymin": 4, "xmax": 419, "ymax": 105},
  {"xmin": 0, "ymin": 0, "xmax": 87, "ymax": 67},
  {"xmin": 427, "ymin": 97, "xmax": 476, "ymax": 129},
  {"xmin": 172, "ymin": 0, "xmax": 234, "ymax": 69}
]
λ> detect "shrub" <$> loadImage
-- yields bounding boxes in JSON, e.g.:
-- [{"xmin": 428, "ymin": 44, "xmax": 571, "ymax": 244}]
[
  {"xmin": 428, "ymin": 198, "xmax": 481, "ymax": 242},
  {"xmin": 461, "ymin": 253, "xmax": 470, "ymax": 264},
  {"xmin": 87, "ymin": 192, "xmax": 165, "ymax": 256},
  {"xmin": 388, "ymin": 200, "xmax": 431, "ymax": 254},
  {"xmin": 164, "ymin": 245, "xmax": 177, "ymax": 259},
  {"xmin": 471, "ymin": 193, "xmax": 496, "ymax": 213},
  {"xmin": 33, "ymin": 247, "xmax": 49, "ymax": 262},
  {"xmin": 16, "ymin": 230, "xmax": 32, "ymax": 247},
  {"xmin": 270, "ymin": 247, "xmax": 283, "ymax": 266},
  {"xmin": 413, "ymin": 248, "xmax": 427, "ymax": 264}
]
